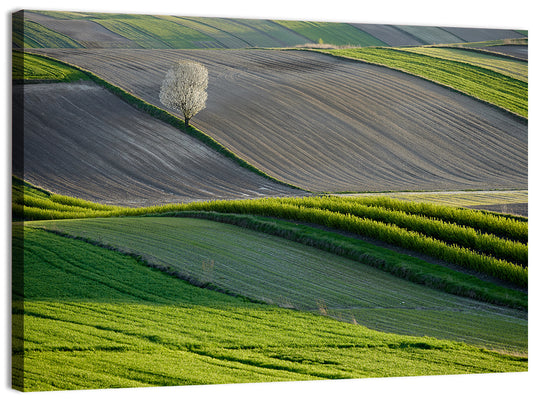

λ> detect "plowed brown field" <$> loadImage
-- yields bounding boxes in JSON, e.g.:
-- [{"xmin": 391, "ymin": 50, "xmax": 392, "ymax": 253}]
[
  {"xmin": 14, "ymin": 82, "xmax": 302, "ymax": 206},
  {"xmin": 29, "ymin": 49, "xmax": 528, "ymax": 193},
  {"xmin": 481, "ymin": 45, "xmax": 528, "ymax": 60}
]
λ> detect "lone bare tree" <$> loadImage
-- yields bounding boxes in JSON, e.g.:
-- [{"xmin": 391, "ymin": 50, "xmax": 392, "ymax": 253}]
[{"xmin": 159, "ymin": 60, "xmax": 208, "ymax": 127}]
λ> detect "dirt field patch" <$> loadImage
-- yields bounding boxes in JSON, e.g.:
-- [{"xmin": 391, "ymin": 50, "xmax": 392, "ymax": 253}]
[
  {"xmin": 481, "ymin": 45, "xmax": 528, "ymax": 60},
  {"xmin": 27, "ymin": 48, "xmax": 528, "ymax": 194},
  {"xmin": 14, "ymin": 82, "xmax": 302, "ymax": 206}
]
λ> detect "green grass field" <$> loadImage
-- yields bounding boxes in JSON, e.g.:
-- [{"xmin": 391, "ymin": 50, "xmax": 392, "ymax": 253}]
[
  {"xmin": 27, "ymin": 216, "xmax": 528, "ymax": 352},
  {"xmin": 273, "ymin": 20, "xmax": 386, "ymax": 46},
  {"xmin": 318, "ymin": 47, "xmax": 528, "ymax": 118},
  {"xmin": 12, "ymin": 51, "xmax": 89, "ymax": 81},
  {"xmin": 401, "ymin": 47, "xmax": 528, "ymax": 82},
  {"xmin": 12, "ymin": 224, "xmax": 527, "ymax": 391}
]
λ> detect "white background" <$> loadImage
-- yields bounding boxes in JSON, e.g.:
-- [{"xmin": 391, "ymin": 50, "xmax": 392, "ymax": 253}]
[{"xmin": 2, "ymin": 1, "xmax": 531, "ymax": 398}]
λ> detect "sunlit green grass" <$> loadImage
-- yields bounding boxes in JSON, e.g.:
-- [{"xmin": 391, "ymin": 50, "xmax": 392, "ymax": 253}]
[
  {"xmin": 401, "ymin": 47, "xmax": 528, "ymax": 82},
  {"xmin": 13, "ymin": 225, "xmax": 527, "ymax": 391},
  {"xmin": 274, "ymin": 20, "xmax": 386, "ymax": 46},
  {"xmin": 13, "ymin": 177, "xmax": 528, "ymax": 288},
  {"xmin": 12, "ymin": 51, "xmax": 89, "ymax": 81},
  {"xmin": 27, "ymin": 216, "xmax": 528, "ymax": 351}
]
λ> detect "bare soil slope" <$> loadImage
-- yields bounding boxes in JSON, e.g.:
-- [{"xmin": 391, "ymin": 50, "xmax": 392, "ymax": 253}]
[
  {"xmin": 29, "ymin": 49, "xmax": 528, "ymax": 193},
  {"xmin": 481, "ymin": 45, "xmax": 528, "ymax": 60},
  {"xmin": 14, "ymin": 82, "xmax": 302, "ymax": 206}
]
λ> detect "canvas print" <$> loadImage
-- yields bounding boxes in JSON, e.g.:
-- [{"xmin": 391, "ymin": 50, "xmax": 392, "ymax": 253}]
[{"xmin": 11, "ymin": 9, "xmax": 528, "ymax": 392}]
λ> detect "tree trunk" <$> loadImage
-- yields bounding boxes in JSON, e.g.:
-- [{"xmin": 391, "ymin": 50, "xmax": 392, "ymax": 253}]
[{"xmin": 184, "ymin": 116, "xmax": 190, "ymax": 126}]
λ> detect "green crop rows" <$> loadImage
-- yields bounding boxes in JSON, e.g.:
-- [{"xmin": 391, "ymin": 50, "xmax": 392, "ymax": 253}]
[
  {"xmin": 273, "ymin": 196, "xmax": 527, "ymax": 266},
  {"xmin": 402, "ymin": 47, "xmax": 528, "ymax": 82},
  {"xmin": 318, "ymin": 47, "xmax": 528, "ymax": 118},
  {"xmin": 348, "ymin": 191, "xmax": 527, "ymax": 208},
  {"xmin": 13, "ymin": 177, "xmax": 528, "ymax": 289},
  {"xmin": 12, "ymin": 51, "xmax": 89, "ymax": 82},
  {"xmin": 273, "ymin": 20, "xmax": 386, "ymax": 47},
  {"xmin": 19, "ymin": 11, "xmax": 387, "ymax": 49},
  {"xmin": 12, "ymin": 223, "xmax": 527, "ymax": 390},
  {"xmin": 12, "ymin": 13, "xmax": 82, "ymax": 49},
  {"xmin": 95, "ymin": 15, "xmax": 211, "ymax": 49}
]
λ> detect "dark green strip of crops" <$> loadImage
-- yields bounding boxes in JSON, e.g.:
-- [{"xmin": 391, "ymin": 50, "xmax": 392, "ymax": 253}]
[{"xmin": 317, "ymin": 47, "xmax": 528, "ymax": 119}]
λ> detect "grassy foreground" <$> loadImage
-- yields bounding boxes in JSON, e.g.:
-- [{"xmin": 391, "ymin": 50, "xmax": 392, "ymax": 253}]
[
  {"xmin": 13, "ymin": 225, "xmax": 527, "ymax": 391},
  {"xmin": 27, "ymin": 216, "xmax": 528, "ymax": 352}
]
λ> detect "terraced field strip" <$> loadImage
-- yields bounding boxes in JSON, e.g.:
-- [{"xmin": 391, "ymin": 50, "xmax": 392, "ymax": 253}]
[
  {"xmin": 153, "ymin": 197, "xmax": 527, "ymax": 287},
  {"xmin": 19, "ymin": 10, "xmax": 528, "ymax": 50},
  {"xmin": 402, "ymin": 47, "xmax": 528, "ymax": 82},
  {"xmin": 338, "ymin": 190, "xmax": 528, "ymax": 217},
  {"xmin": 334, "ymin": 196, "xmax": 527, "ymax": 243},
  {"xmin": 319, "ymin": 47, "xmax": 528, "ymax": 118},
  {"xmin": 14, "ymin": 225, "xmax": 527, "ymax": 391},
  {"xmin": 13, "ymin": 12, "xmax": 82, "ymax": 49},
  {"xmin": 14, "ymin": 177, "xmax": 528, "ymax": 288},
  {"xmin": 274, "ymin": 196, "xmax": 527, "ymax": 266},
  {"xmin": 27, "ymin": 218, "xmax": 527, "ymax": 354},
  {"xmin": 339, "ymin": 190, "xmax": 528, "ymax": 207},
  {"xmin": 27, "ymin": 48, "xmax": 528, "ymax": 194},
  {"xmin": 156, "ymin": 16, "xmax": 248, "ymax": 48},
  {"xmin": 12, "ymin": 50, "xmax": 88, "ymax": 82},
  {"xmin": 273, "ymin": 20, "xmax": 386, "ymax": 46}
]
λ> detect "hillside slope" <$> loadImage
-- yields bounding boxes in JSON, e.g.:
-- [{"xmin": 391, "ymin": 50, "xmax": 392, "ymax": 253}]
[
  {"xmin": 14, "ymin": 224, "xmax": 527, "ymax": 390},
  {"xmin": 16, "ymin": 10, "xmax": 527, "ymax": 49},
  {"xmin": 13, "ymin": 82, "xmax": 302, "ymax": 206},
  {"xmin": 28, "ymin": 48, "xmax": 528, "ymax": 193},
  {"xmin": 28, "ymin": 217, "xmax": 527, "ymax": 353}
]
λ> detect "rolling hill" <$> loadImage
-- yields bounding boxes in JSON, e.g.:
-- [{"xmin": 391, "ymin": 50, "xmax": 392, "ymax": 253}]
[
  {"xmin": 13, "ymin": 222, "xmax": 527, "ymax": 391},
  {"xmin": 25, "ymin": 48, "xmax": 527, "ymax": 195},
  {"xmin": 15, "ymin": 10, "xmax": 527, "ymax": 49},
  {"xmin": 11, "ymin": 10, "xmax": 528, "ymax": 392},
  {"xmin": 13, "ymin": 81, "xmax": 302, "ymax": 206}
]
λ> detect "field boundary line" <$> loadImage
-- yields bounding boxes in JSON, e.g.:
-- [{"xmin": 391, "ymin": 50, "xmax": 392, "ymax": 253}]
[{"xmin": 18, "ymin": 50, "xmax": 307, "ymax": 193}]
